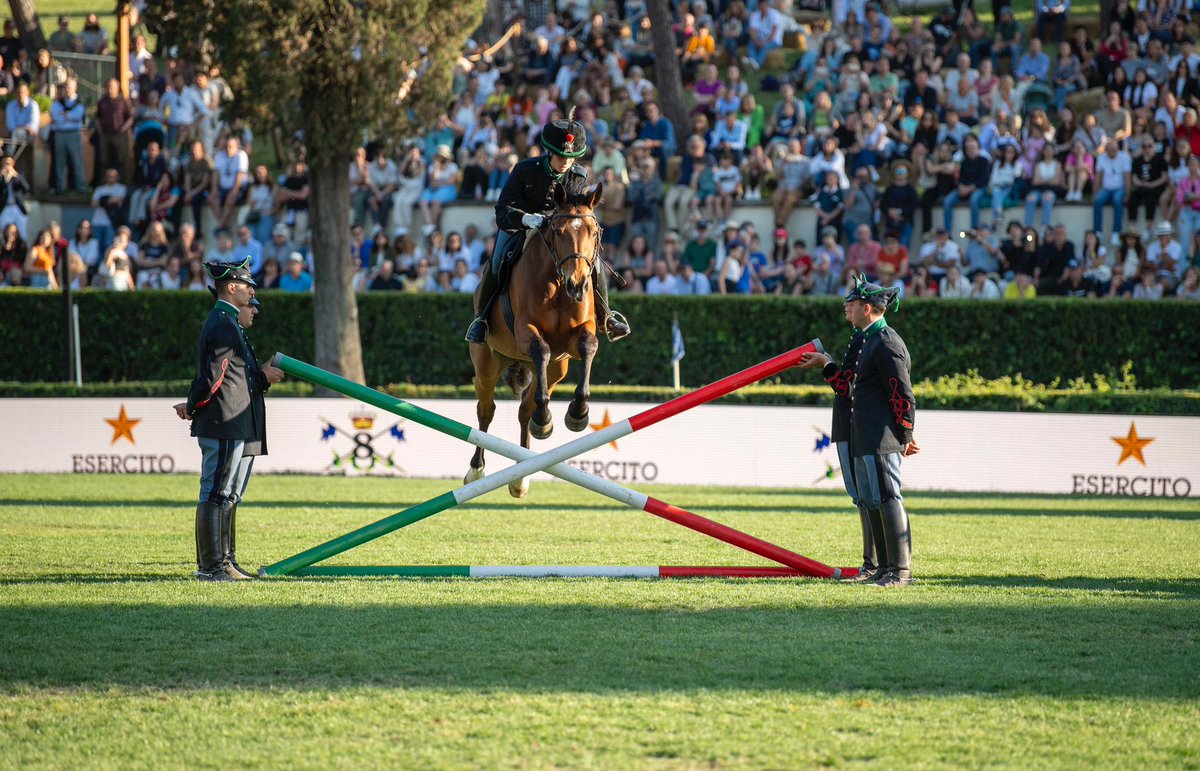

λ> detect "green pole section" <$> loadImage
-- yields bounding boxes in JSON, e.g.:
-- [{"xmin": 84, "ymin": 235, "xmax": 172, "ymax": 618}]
[
  {"xmin": 293, "ymin": 566, "xmax": 471, "ymax": 577},
  {"xmin": 258, "ymin": 491, "xmax": 458, "ymax": 576},
  {"xmin": 272, "ymin": 353, "xmax": 472, "ymax": 443}
]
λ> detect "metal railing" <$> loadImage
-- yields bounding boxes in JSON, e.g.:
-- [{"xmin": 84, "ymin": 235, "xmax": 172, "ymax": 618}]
[{"xmin": 50, "ymin": 51, "xmax": 117, "ymax": 106}]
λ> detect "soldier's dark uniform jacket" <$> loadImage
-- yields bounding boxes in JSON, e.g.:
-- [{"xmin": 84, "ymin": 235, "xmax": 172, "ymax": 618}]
[
  {"xmin": 841, "ymin": 318, "xmax": 915, "ymax": 456},
  {"xmin": 824, "ymin": 332, "xmax": 866, "ymax": 443},
  {"xmin": 495, "ymin": 157, "xmax": 590, "ymax": 233},
  {"xmin": 186, "ymin": 299, "xmax": 270, "ymax": 452}
]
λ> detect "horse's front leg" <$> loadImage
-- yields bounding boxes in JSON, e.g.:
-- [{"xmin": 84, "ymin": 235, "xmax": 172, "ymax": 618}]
[
  {"xmin": 528, "ymin": 333, "xmax": 554, "ymax": 440},
  {"xmin": 565, "ymin": 329, "xmax": 598, "ymax": 432}
]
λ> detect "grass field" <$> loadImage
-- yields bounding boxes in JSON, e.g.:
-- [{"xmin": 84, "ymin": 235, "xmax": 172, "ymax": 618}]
[{"xmin": 1, "ymin": 473, "xmax": 1198, "ymax": 769}]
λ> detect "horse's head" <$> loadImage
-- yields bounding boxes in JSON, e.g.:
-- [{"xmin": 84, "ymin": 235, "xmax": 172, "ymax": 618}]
[{"xmin": 546, "ymin": 180, "xmax": 604, "ymax": 303}]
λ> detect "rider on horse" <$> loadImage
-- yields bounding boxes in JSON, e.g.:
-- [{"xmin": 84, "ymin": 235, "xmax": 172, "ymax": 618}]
[{"xmin": 464, "ymin": 110, "xmax": 631, "ymax": 344}]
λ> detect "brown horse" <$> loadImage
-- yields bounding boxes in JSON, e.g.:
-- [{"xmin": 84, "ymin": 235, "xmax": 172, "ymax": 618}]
[{"xmin": 465, "ymin": 177, "xmax": 604, "ymax": 497}]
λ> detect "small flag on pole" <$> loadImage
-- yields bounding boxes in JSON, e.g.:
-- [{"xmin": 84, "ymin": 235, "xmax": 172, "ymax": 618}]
[{"xmin": 671, "ymin": 316, "xmax": 685, "ymax": 363}]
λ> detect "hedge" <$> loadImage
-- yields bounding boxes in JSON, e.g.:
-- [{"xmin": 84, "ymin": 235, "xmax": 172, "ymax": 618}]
[
  {"xmin": 3, "ymin": 371, "xmax": 1197, "ymax": 415},
  {"xmin": 1, "ymin": 290, "xmax": 1198, "ymax": 389}
]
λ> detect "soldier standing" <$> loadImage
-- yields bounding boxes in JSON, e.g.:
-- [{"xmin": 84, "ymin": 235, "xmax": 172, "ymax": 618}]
[
  {"xmin": 176, "ymin": 262, "xmax": 283, "ymax": 581},
  {"xmin": 799, "ymin": 275, "xmax": 919, "ymax": 586}
]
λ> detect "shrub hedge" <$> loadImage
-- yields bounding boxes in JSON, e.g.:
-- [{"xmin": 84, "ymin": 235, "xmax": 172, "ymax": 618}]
[
  {"xmin": 3, "ymin": 371, "xmax": 1197, "ymax": 415},
  {"xmin": 2, "ymin": 290, "xmax": 1198, "ymax": 389}
]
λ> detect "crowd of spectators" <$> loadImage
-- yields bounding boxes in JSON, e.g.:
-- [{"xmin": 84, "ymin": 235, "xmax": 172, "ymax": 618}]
[{"xmin": 3, "ymin": 0, "xmax": 1200, "ymax": 301}]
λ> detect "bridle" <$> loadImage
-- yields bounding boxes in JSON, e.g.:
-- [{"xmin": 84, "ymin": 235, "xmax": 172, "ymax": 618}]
[{"xmin": 536, "ymin": 210, "xmax": 601, "ymax": 285}]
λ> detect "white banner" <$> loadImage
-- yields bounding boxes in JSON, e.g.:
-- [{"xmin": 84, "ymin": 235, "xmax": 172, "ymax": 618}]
[{"xmin": 1, "ymin": 398, "xmax": 1196, "ymax": 497}]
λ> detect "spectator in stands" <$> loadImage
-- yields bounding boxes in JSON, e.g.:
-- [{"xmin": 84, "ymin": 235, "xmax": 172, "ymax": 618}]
[
  {"xmin": 962, "ymin": 222, "xmax": 1003, "ymax": 274},
  {"xmin": 49, "ymin": 77, "xmax": 86, "ymax": 195},
  {"xmin": 682, "ymin": 219, "xmax": 717, "ymax": 281},
  {"xmin": 845, "ymin": 223, "xmax": 881, "ymax": 281},
  {"xmin": 989, "ymin": 143, "xmax": 1022, "ymax": 224},
  {"xmin": 709, "ymin": 151, "xmax": 741, "ymax": 223},
  {"xmin": 772, "ymin": 139, "xmax": 809, "ymax": 230},
  {"xmin": 79, "ymin": 13, "xmax": 110, "ymax": 55},
  {"xmin": 1145, "ymin": 220, "xmax": 1183, "ymax": 291},
  {"xmin": 145, "ymin": 170, "xmax": 180, "ymax": 234},
  {"xmin": 90, "ymin": 167, "xmax": 126, "ymax": 256},
  {"xmin": 98, "ymin": 230, "xmax": 134, "ymax": 291},
  {"xmin": 95, "ymin": 78, "xmax": 133, "ymax": 186},
  {"xmin": 275, "ymin": 159, "xmax": 310, "ymax": 242},
  {"xmin": 919, "ymin": 141, "xmax": 957, "ymax": 236},
  {"xmin": 349, "ymin": 146, "xmax": 371, "ymax": 228},
  {"xmin": 645, "ymin": 258, "xmax": 679, "ymax": 295},
  {"xmin": 5, "ymin": 82, "xmax": 39, "ymax": 181},
  {"xmin": 22, "ymin": 228, "xmax": 56, "ymax": 289},
  {"xmin": 1056, "ymin": 257, "xmax": 1097, "ymax": 296},
  {"xmin": 69, "ymin": 220, "xmax": 99, "ymax": 283},
  {"xmin": 279, "ymin": 252, "xmax": 313, "ymax": 292},
  {"xmin": 1025, "ymin": 142, "xmax": 1064, "ymax": 229},
  {"xmin": 419, "ymin": 145, "xmax": 459, "ymax": 236},
  {"xmin": 1128, "ymin": 137, "xmax": 1169, "ymax": 231},
  {"xmin": 597, "ymin": 166, "xmax": 627, "ymax": 250},
  {"xmin": 969, "ymin": 268, "xmax": 1002, "ymax": 298},
  {"xmin": 843, "ymin": 167, "xmax": 879, "ymax": 241},
  {"xmin": 48, "ymin": 15, "xmax": 77, "ymax": 53},
  {"xmin": 368, "ymin": 259, "xmax": 405, "ymax": 291},
  {"xmin": 814, "ymin": 171, "xmax": 845, "ymax": 244},
  {"xmin": 1004, "ymin": 270, "xmax": 1037, "ymax": 299},
  {"xmin": 391, "ymin": 145, "xmax": 425, "ymax": 233},
  {"xmin": 1128, "ymin": 263, "xmax": 1164, "ymax": 298},
  {"xmin": 0, "ymin": 153, "xmax": 31, "ymax": 242},
  {"xmin": 211, "ymin": 135, "xmax": 248, "ymax": 231},
  {"xmin": 459, "ymin": 146, "xmax": 490, "ymax": 201},
  {"xmin": 944, "ymin": 135, "xmax": 990, "ymax": 232},
  {"xmin": 676, "ymin": 259, "xmax": 711, "ymax": 295},
  {"xmin": 255, "ymin": 257, "xmax": 280, "ymax": 290},
  {"xmin": 136, "ymin": 221, "xmax": 171, "ymax": 288},
  {"xmin": 712, "ymin": 110, "xmax": 749, "ymax": 163},
  {"xmin": 366, "ymin": 150, "xmax": 400, "ymax": 229},
  {"xmin": 1094, "ymin": 139, "xmax": 1133, "ymax": 244},
  {"xmin": 1037, "ymin": 223, "xmax": 1076, "ymax": 292},
  {"xmin": 130, "ymin": 141, "xmax": 168, "ymax": 233},
  {"xmin": 939, "ymin": 263, "xmax": 971, "ymax": 297},
  {"xmin": 232, "ymin": 224, "xmax": 263, "ymax": 276},
  {"xmin": 918, "ymin": 227, "xmax": 964, "ymax": 281},
  {"xmin": 743, "ymin": 0, "xmax": 784, "ymax": 71}
]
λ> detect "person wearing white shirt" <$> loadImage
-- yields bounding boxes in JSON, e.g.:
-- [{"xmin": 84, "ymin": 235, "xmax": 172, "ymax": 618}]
[
  {"xmin": 211, "ymin": 135, "xmax": 249, "ymax": 230},
  {"xmin": 645, "ymin": 259, "xmax": 681, "ymax": 295},
  {"xmin": 1093, "ymin": 142, "xmax": 1132, "ymax": 244},
  {"xmin": 744, "ymin": 0, "xmax": 784, "ymax": 70},
  {"xmin": 808, "ymin": 138, "xmax": 850, "ymax": 190},
  {"xmin": 918, "ymin": 229, "xmax": 963, "ymax": 279},
  {"xmin": 162, "ymin": 72, "xmax": 209, "ymax": 149},
  {"xmin": 533, "ymin": 14, "xmax": 566, "ymax": 50},
  {"xmin": 450, "ymin": 258, "xmax": 480, "ymax": 293}
]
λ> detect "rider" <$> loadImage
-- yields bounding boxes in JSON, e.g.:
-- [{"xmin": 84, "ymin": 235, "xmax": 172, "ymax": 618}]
[{"xmin": 464, "ymin": 110, "xmax": 631, "ymax": 344}]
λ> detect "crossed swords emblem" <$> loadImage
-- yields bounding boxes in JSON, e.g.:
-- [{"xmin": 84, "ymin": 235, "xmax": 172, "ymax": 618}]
[{"xmin": 320, "ymin": 414, "xmax": 407, "ymax": 473}]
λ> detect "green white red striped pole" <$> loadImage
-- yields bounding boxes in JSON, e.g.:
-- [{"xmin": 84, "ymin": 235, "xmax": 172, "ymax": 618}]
[
  {"xmin": 261, "ymin": 342, "xmax": 857, "ymax": 580},
  {"xmin": 291, "ymin": 565, "xmax": 806, "ymax": 578}
]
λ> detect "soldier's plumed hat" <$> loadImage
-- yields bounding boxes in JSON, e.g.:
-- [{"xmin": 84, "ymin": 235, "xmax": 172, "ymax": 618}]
[
  {"xmin": 204, "ymin": 260, "xmax": 257, "ymax": 287},
  {"xmin": 844, "ymin": 273, "xmax": 900, "ymax": 310},
  {"xmin": 541, "ymin": 107, "xmax": 587, "ymax": 158}
]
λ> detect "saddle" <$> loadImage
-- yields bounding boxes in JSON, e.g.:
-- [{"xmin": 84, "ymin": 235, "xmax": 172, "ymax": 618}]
[{"xmin": 496, "ymin": 229, "xmax": 535, "ymax": 335}]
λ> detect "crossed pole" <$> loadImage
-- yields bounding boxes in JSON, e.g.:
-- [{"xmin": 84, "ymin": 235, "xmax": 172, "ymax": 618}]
[{"xmin": 260, "ymin": 341, "xmax": 857, "ymax": 580}]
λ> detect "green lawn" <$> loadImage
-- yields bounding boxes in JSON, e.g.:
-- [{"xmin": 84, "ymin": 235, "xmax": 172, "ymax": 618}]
[{"xmin": 1, "ymin": 474, "xmax": 1197, "ymax": 768}]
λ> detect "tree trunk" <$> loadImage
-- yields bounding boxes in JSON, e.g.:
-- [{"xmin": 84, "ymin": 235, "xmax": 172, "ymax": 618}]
[
  {"xmin": 8, "ymin": 0, "xmax": 47, "ymax": 55},
  {"xmin": 646, "ymin": 0, "xmax": 688, "ymax": 148},
  {"xmin": 308, "ymin": 155, "xmax": 365, "ymax": 386}
]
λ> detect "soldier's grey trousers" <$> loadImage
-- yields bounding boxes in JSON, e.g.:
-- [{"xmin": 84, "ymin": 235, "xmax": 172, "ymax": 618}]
[
  {"xmin": 837, "ymin": 441, "xmax": 904, "ymax": 508},
  {"xmin": 198, "ymin": 437, "xmax": 254, "ymax": 506}
]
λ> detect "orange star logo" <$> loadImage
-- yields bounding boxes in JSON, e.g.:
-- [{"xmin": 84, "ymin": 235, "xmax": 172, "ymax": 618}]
[
  {"xmin": 589, "ymin": 409, "xmax": 619, "ymax": 450},
  {"xmin": 105, "ymin": 405, "xmax": 141, "ymax": 445},
  {"xmin": 1112, "ymin": 422, "xmax": 1153, "ymax": 466}
]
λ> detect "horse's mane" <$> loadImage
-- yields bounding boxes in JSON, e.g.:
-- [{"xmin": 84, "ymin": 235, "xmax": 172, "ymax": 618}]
[{"xmin": 557, "ymin": 173, "xmax": 601, "ymax": 208}]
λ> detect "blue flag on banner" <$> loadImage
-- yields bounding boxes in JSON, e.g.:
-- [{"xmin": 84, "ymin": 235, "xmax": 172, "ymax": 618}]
[{"xmin": 671, "ymin": 317, "xmax": 685, "ymax": 363}]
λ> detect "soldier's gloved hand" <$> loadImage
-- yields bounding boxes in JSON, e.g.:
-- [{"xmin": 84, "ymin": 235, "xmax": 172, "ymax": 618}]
[{"xmin": 521, "ymin": 213, "xmax": 546, "ymax": 229}]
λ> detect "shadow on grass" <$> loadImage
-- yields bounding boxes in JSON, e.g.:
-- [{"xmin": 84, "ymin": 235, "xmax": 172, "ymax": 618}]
[
  {"xmin": 929, "ymin": 575, "xmax": 1200, "ymax": 596},
  {"xmin": 1, "ymin": 594, "xmax": 1197, "ymax": 698},
  {"xmin": 2, "ymin": 497, "xmax": 1196, "ymax": 520}
]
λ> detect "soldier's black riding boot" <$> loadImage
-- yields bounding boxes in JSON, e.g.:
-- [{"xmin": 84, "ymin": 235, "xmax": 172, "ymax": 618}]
[
  {"xmin": 872, "ymin": 498, "xmax": 912, "ymax": 587},
  {"xmin": 195, "ymin": 501, "xmax": 232, "ymax": 582},
  {"xmin": 592, "ymin": 264, "xmax": 630, "ymax": 340},
  {"xmin": 222, "ymin": 503, "xmax": 254, "ymax": 580},
  {"xmin": 465, "ymin": 262, "xmax": 501, "ymax": 344},
  {"xmin": 843, "ymin": 503, "xmax": 880, "ymax": 582},
  {"xmin": 863, "ymin": 506, "xmax": 889, "ymax": 584}
]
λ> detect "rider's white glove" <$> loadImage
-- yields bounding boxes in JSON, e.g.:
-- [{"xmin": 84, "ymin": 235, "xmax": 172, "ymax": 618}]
[{"xmin": 522, "ymin": 213, "xmax": 546, "ymax": 229}]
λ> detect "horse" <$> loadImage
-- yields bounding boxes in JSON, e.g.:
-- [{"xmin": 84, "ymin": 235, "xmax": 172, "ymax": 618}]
[{"xmin": 465, "ymin": 176, "xmax": 604, "ymax": 498}]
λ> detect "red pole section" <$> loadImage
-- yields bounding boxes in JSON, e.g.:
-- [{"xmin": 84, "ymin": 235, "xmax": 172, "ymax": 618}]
[
  {"xmin": 643, "ymin": 497, "xmax": 845, "ymax": 579},
  {"xmin": 628, "ymin": 340, "xmax": 823, "ymax": 431}
]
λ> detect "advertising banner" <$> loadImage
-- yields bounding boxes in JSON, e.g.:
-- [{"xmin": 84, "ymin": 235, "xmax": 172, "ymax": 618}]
[{"xmin": 1, "ymin": 398, "xmax": 1196, "ymax": 497}]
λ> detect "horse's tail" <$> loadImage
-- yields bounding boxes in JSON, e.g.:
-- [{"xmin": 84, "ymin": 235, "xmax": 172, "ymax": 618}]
[{"xmin": 504, "ymin": 362, "xmax": 532, "ymax": 397}]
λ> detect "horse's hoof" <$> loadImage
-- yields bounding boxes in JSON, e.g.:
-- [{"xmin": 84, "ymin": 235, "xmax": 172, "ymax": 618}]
[
  {"xmin": 508, "ymin": 477, "xmax": 529, "ymax": 498},
  {"xmin": 531, "ymin": 417, "xmax": 554, "ymax": 440},
  {"xmin": 464, "ymin": 466, "xmax": 485, "ymax": 484},
  {"xmin": 565, "ymin": 408, "xmax": 589, "ymax": 432}
]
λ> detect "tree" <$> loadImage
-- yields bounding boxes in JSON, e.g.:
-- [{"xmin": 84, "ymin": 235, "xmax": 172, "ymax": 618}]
[
  {"xmin": 153, "ymin": 0, "xmax": 486, "ymax": 384},
  {"xmin": 8, "ymin": 0, "xmax": 48, "ymax": 56},
  {"xmin": 646, "ymin": 0, "xmax": 688, "ymax": 150}
]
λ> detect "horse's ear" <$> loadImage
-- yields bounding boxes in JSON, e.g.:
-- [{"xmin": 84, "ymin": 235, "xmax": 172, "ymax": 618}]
[
  {"xmin": 588, "ymin": 182, "xmax": 603, "ymax": 208},
  {"xmin": 553, "ymin": 182, "xmax": 567, "ymax": 207}
]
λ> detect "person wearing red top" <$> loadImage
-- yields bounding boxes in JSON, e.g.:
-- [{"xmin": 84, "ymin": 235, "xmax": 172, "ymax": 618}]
[
  {"xmin": 1176, "ymin": 108, "xmax": 1200, "ymax": 157},
  {"xmin": 877, "ymin": 231, "xmax": 911, "ymax": 278}
]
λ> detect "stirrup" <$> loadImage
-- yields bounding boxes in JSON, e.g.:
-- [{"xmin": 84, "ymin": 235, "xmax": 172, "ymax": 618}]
[{"xmin": 603, "ymin": 310, "xmax": 631, "ymax": 342}]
